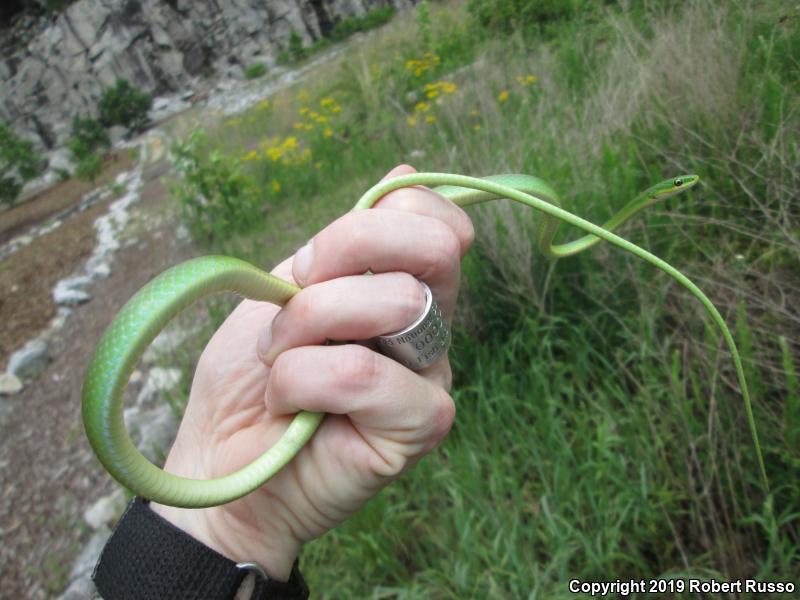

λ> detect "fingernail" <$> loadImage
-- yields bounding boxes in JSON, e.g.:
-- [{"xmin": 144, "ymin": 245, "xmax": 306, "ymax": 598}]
[
  {"xmin": 257, "ymin": 326, "xmax": 272, "ymax": 362},
  {"xmin": 293, "ymin": 239, "xmax": 314, "ymax": 285}
]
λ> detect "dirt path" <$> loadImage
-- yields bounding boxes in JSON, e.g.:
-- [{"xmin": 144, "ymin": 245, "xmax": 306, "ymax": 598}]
[
  {"xmin": 0, "ymin": 40, "xmax": 357, "ymax": 597},
  {"xmin": 0, "ymin": 168, "xmax": 195, "ymax": 598}
]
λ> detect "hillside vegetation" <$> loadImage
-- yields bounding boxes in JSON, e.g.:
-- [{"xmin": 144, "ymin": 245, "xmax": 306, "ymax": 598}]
[{"xmin": 170, "ymin": 1, "xmax": 799, "ymax": 597}]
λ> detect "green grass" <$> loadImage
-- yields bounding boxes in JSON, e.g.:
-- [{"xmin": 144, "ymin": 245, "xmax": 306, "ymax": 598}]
[{"xmin": 168, "ymin": 0, "xmax": 799, "ymax": 596}]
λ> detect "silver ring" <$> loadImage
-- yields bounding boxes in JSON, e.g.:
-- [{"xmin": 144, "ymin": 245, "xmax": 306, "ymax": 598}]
[{"xmin": 373, "ymin": 281, "xmax": 450, "ymax": 370}]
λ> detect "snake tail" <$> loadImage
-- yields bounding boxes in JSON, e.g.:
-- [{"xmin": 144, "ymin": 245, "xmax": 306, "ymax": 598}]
[{"xmin": 82, "ymin": 256, "xmax": 323, "ymax": 507}]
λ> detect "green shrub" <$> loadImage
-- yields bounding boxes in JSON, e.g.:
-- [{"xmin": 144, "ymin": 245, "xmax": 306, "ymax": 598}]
[
  {"xmin": 467, "ymin": 0, "xmax": 588, "ymax": 33},
  {"xmin": 98, "ymin": 79, "xmax": 152, "ymax": 133},
  {"xmin": 73, "ymin": 152, "xmax": 103, "ymax": 181},
  {"xmin": 288, "ymin": 30, "xmax": 307, "ymax": 62},
  {"xmin": 170, "ymin": 129, "xmax": 263, "ymax": 242},
  {"xmin": 244, "ymin": 63, "xmax": 267, "ymax": 79},
  {"xmin": 68, "ymin": 116, "xmax": 110, "ymax": 181},
  {"xmin": 0, "ymin": 123, "xmax": 44, "ymax": 206},
  {"xmin": 44, "ymin": 0, "xmax": 75, "ymax": 13},
  {"xmin": 70, "ymin": 116, "xmax": 110, "ymax": 152},
  {"xmin": 330, "ymin": 6, "xmax": 396, "ymax": 41}
]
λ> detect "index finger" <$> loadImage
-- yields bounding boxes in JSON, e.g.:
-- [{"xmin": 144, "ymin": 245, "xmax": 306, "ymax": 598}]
[{"xmin": 373, "ymin": 164, "xmax": 475, "ymax": 257}]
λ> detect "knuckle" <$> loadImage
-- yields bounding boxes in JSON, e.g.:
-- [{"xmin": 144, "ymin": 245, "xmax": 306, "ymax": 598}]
[
  {"xmin": 268, "ymin": 352, "xmax": 294, "ymax": 400},
  {"xmin": 431, "ymin": 388, "xmax": 456, "ymax": 443},
  {"xmin": 455, "ymin": 208, "xmax": 475, "ymax": 254},
  {"xmin": 288, "ymin": 290, "xmax": 314, "ymax": 324},
  {"xmin": 376, "ymin": 187, "xmax": 414, "ymax": 211},
  {"xmin": 392, "ymin": 272, "xmax": 427, "ymax": 319},
  {"xmin": 336, "ymin": 345, "xmax": 382, "ymax": 388},
  {"xmin": 320, "ymin": 212, "xmax": 365, "ymax": 255},
  {"xmin": 427, "ymin": 221, "xmax": 461, "ymax": 275}
]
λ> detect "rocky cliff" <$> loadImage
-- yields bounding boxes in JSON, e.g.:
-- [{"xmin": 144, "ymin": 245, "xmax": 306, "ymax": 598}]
[{"xmin": 1, "ymin": 0, "xmax": 413, "ymax": 152}]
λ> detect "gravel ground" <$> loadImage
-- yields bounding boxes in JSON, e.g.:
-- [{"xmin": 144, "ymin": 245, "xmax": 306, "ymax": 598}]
[{"xmin": 0, "ymin": 173, "xmax": 195, "ymax": 598}]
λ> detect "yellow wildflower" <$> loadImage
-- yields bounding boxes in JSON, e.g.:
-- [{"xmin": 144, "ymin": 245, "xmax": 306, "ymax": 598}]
[
  {"xmin": 441, "ymin": 81, "xmax": 457, "ymax": 94},
  {"xmin": 271, "ymin": 180, "xmax": 281, "ymax": 194},
  {"xmin": 331, "ymin": 105, "xmax": 342, "ymax": 114},
  {"xmin": 320, "ymin": 97, "xmax": 336, "ymax": 108},
  {"xmin": 498, "ymin": 90, "xmax": 509, "ymax": 103},
  {"xmin": 516, "ymin": 74, "xmax": 538, "ymax": 86},
  {"xmin": 404, "ymin": 52, "xmax": 441, "ymax": 77},
  {"xmin": 425, "ymin": 114, "xmax": 436, "ymax": 124},
  {"xmin": 407, "ymin": 115, "xmax": 418, "ymax": 127},
  {"xmin": 323, "ymin": 127, "xmax": 334, "ymax": 138},
  {"xmin": 414, "ymin": 101, "xmax": 431, "ymax": 113},
  {"xmin": 260, "ymin": 136, "xmax": 297, "ymax": 162},
  {"xmin": 242, "ymin": 150, "xmax": 259, "ymax": 161}
]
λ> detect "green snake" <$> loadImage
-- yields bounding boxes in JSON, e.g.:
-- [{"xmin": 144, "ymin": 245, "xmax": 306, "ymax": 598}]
[{"xmin": 82, "ymin": 173, "xmax": 768, "ymax": 508}]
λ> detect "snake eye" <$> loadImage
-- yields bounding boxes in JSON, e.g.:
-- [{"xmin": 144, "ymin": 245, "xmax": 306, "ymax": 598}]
[{"xmin": 674, "ymin": 178, "xmax": 683, "ymax": 187}]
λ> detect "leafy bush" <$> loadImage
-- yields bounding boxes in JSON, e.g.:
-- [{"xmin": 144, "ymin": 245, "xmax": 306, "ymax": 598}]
[
  {"xmin": 0, "ymin": 123, "xmax": 44, "ymax": 206},
  {"xmin": 330, "ymin": 6, "xmax": 396, "ymax": 41},
  {"xmin": 467, "ymin": 0, "xmax": 587, "ymax": 33},
  {"xmin": 68, "ymin": 116, "xmax": 110, "ymax": 181},
  {"xmin": 244, "ymin": 63, "xmax": 267, "ymax": 79},
  {"xmin": 98, "ymin": 79, "xmax": 152, "ymax": 133},
  {"xmin": 170, "ymin": 130, "xmax": 263, "ymax": 242},
  {"xmin": 73, "ymin": 152, "xmax": 103, "ymax": 181},
  {"xmin": 288, "ymin": 30, "xmax": 307, "ymax": 62}
]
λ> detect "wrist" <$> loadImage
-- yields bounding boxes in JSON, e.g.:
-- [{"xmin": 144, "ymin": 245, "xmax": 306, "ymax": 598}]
[{"xmin": 151, "ymin": 502, "xmax": 301, "ymax": 582}]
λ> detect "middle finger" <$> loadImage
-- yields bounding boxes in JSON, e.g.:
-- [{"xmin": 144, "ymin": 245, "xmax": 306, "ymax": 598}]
[
  {"xmin": 258, "ymin": 272, "xmax": 426, "ymax": 366},
  {"xmin": 291, "ymin": 209, "xmax": 462, "ymax": 317}
]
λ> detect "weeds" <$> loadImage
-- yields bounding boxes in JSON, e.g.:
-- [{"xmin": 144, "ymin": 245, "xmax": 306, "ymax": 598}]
[
  {"xmin": 170, "ymin": 130, "xmax": 263, "ymax": 242},
  {"xmin": 0, "ymin": 123, "xmax": 44, "ymax": 206}
]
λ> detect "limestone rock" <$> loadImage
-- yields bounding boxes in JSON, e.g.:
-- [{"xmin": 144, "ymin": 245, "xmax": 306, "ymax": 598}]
[
  {"xmin": 84, "ymin": 489, "xmax": 127, "ymax": 530},
  {"xmin": 53, "ymin": 276, "xmax": 92, "ymax": 306},
  {"xmin": 56, "ymin": 526, "xmax": 111, "ymax": 600},
  {"xmin": 1, "ymin": 0, "xmax": 415, "ymax": 154},
  {"xmin": 0, "ymin": 373, "xmax": 24, "ymax": 395},
  {"xmin": 125, "ymin": 404, "xmax": 178, "ymax": 462},
  {"xmin": 6, "ymin": 339, "xmax": 48, "ymax": 378},
  {"xmin": 135, "ymin": 367, "xmax": 182, "ymax": 408}
]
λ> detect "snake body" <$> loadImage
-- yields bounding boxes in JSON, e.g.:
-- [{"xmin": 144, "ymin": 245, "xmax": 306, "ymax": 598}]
[{"xmin": 82, "ymin": 173, "xmax": 768, "ymax": 508}]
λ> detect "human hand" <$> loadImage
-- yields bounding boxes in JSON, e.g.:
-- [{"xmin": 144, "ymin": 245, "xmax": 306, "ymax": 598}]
[{"xmin": 152, "ymin": 165, "xmax": 474, "ymax": 580}]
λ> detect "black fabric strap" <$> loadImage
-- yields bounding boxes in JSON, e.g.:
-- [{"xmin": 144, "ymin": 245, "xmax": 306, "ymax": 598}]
[{"xmin": 93, "ymin": 496, "xmax": 309, "ymax": 600}]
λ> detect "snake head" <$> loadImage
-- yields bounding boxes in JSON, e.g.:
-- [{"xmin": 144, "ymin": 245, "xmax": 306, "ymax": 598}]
[{"xmin": 652, "ymin": 174, "xmax": 700, "ymax": 200}]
